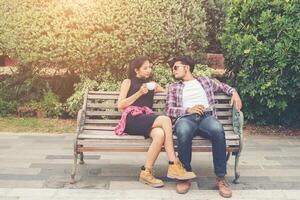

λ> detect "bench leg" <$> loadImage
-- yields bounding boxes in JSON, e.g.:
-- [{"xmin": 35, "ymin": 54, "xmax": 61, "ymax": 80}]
[
  {"xmin": 70, "ymin": 151, "xmax": 78, "ymax": 184},
  {"xmin": 226, "ymin": 152, "xmax": 231, "ymax": 162},
  {"xmin": 79, "ymin": 152, "xmax": 85, "ymax": 164},
  {"xmin": 233, "ymin": 152, "xmax": 241, "ymax": 184}
]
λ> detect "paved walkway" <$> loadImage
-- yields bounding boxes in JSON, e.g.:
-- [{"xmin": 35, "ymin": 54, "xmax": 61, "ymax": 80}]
[{"xmin": 0, "ymin": 133, "xmax": 300, "ymax": 199}]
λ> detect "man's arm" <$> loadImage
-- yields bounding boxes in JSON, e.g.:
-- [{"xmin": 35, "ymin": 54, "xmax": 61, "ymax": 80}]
[
  {"xmin": 165, "ymin": 84, "xmax": 188, "ymax": 118},
  {"xmin": 210, "ymin": 78, "xmax": 242, "ymax": 112},
  {"xmin": 211, "ymin": 78, "xmax": 235, "ymax": 95}
]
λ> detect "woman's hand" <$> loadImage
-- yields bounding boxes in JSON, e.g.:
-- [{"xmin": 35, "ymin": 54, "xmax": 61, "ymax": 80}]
[{"xmin": 138, "ymin": 84, "xmax": 149, "ymax": 95}]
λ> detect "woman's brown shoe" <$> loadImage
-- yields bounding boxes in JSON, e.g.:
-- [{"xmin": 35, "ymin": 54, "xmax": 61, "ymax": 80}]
[
  {"xmin": 167, "ymin": 159, "xmax": 196, "ymax": 180},
  {"xmin": 139, "ymin": 168, "xmax": 164, "ymax": 188}
]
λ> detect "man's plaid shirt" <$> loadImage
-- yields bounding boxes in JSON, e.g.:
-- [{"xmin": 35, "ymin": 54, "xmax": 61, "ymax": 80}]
[{"xmin": 165, "ymin": 76, "xmax": 235, "ymax": 122}]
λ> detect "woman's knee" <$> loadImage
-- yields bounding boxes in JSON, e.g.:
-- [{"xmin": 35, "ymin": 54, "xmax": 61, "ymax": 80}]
[
  {"xmin": 150, "ymin": 128, "xmax": 165, "ymax": 142},
  {"xmin": 153, "ymin": 115, "xmax": 172, "ymax": 128},
  {"xmin": 158, "ymin": 115, "xmax": 172, "ymax": 125}
]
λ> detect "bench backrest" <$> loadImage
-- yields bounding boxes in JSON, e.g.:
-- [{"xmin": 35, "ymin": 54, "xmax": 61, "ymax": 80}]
[{"xmin": 82, "ymin": 91, "xmax": 234, "ymax": 133}]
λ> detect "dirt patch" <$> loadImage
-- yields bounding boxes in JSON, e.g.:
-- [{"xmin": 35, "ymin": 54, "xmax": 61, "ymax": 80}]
[{"xmin": 244, "ymin": 124, "xmax": 300, "ymax": 136}]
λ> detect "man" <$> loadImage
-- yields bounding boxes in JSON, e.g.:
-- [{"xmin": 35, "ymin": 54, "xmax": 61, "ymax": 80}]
[{"xmin": 165, "ymin": 56, "xmax": 242, "ymax": 198}]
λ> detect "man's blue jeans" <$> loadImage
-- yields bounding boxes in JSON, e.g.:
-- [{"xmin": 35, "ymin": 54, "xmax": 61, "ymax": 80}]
[{"xmin": 174, "ymin": 113, "xmax": 227, "ymax": 177}]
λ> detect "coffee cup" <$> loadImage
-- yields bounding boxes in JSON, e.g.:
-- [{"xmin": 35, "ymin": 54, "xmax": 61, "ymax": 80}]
[{"xmin": 146, "ymin": 82, "xmax": 156, "ymax": 90}]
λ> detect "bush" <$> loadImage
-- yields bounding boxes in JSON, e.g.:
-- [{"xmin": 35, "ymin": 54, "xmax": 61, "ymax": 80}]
[
  {"xmin": 0, "ymin": 67, "xmax": 48, "ymax": 104},
  {"xmin": 42, "ymin": 90, "xmax": 63, "ymax": 118},
  {"xmin": 221, "ymin": 0, "xmax": 300, "ymax": 127},
  {"xmin": 0, "ymin": 0, "xmax": 207, "ymax": 77},
  {"xmin": 66, "ymin": 72, "xmax": 122, "ymax": 116},
  {"xmin": 66, "ymin": 64, "xmax": 215, "ymax": 116},
  {"xmin": 0, "ymin": 99, "xmax": 17, "ymax": 117},
  {"xmin": 0, "ymin": 67, "xmax": 65, "ymax": 117}
]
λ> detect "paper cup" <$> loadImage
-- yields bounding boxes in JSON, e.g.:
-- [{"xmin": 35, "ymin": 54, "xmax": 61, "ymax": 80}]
[{"xmin": 146, "ymin": 82, "xmax": 156, "ymax": 90}]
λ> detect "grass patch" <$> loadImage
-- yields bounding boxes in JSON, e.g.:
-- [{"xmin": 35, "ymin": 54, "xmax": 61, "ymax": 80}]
[{"xmin": 0, "ymin": 117, "xmax": 76, "ymax": 133}]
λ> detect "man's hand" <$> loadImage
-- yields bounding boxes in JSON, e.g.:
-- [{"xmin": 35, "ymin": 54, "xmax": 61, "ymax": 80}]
[
  {"xmin": 230, "ymin": 91, "xmax": 242, "ymax": 112},
  {"xmin": 187, "ymin": 104, "xmax": 205, "ymax": 115}
]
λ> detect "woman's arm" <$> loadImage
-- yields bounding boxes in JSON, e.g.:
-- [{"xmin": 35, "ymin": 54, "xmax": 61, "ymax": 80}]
[{"xmin": 117, "ymin": 79, "xmax": 147, "ymax": 110}]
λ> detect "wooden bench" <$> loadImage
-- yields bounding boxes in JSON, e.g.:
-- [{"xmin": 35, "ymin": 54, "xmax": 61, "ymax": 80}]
[{"xmin": 70, "ymin": 91, "xmax": 244, "ymax": 184}]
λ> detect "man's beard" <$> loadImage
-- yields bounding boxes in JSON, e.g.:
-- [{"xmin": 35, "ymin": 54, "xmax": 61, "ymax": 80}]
[{"xmin": 172, "ymin": 74, "xmax": 183, "ymax": 80}]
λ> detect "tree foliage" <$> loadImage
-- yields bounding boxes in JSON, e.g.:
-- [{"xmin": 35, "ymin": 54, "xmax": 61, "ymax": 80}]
[
  {"xmin": 202, "ymin": 0, "xmax": 227, "ymax": 53},
  {"xmin": 221, "ymin": 0, "xmax": 300, "ymax": 126},
  {"xmin": 0, "ymin": 0, "xmax": 208, "ymax": 77}
]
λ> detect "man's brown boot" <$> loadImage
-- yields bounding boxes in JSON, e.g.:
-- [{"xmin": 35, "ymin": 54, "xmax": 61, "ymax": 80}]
[
  {"xmin": 216, "ymin": 176, "xmax": 232, "ymax": 198},
  {"xmin": 139, "ymin": 167, "xmax": 164, "ymax": 188},
  {"xmin": 175, "ymin": 179, "xmax": 192, "ymax": 194},
  {"xmin": 167, "ymin": 159, "xmax": 196, "ymax": 180}
]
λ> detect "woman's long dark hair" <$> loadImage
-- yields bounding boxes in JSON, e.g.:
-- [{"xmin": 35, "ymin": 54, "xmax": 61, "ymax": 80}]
[{"xmin": 128, "ymin": 55, "xmax": 150, "ymax": 79}]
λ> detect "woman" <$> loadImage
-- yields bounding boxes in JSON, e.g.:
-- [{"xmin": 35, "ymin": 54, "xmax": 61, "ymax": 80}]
[{"xmin": 115, "ymin": 55, "xmax": 196, "ymax": 188}]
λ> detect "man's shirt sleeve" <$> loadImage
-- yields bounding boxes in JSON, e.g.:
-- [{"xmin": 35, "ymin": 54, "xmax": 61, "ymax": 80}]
[
  {"xmin": 210, "ymin": 78, "xmax": 235, "ymax": 95},
  {"xmin": 165, "ymin": 84, "xmax": 187, "ymax": 118}
]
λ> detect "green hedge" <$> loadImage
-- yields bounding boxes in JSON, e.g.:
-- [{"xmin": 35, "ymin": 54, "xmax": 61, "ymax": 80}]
[
  {"xmin": 0, "ymin": 0, "xmax": 207, "ymax": 77},
  {"xmin": 0, "ymin": 99, "xmax": 17, "ymax": 117},
  {"xmin": 221, "ymin": 0, "xmax": 300, "ymax": 127},
  {"xmin": 66, "ymin": 64, "xmax": 215, "ymax": 116}
]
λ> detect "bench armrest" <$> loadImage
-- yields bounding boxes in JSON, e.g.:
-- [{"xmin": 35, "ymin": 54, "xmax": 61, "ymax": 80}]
[
  {"xmin": 232, "ymin": 107, "xmax": 243, "ymax": 136},
  {"xmin": 76, "ymin": 108, "xmax": 86, "ymax": 136},
  {"xmin": 232, "ymin": 107, "xmax": 244, "ymax": 153}
]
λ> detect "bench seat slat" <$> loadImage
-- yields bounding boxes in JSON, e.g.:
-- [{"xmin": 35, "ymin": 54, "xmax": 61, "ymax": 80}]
[
  {"xmin": 87, "ymin": 103, "xmax": 166, "ymax": 109},
  {"xmin": 85, "ymin": 110, "xmax": 233, "ymax": 117},
  {"xmin": 82, "ymin": 125, "xmax": 235, "ymax": 131},
  {"xmin": 86, "ymin": 104, "xmax": 233, "ymax": 110},
  {"xmin": 88, "ymin": 94, "xmax": 166, "ymax": 100},
  {"xmin": 78, "ymin": 146, "xmax": 240, "ymax": 152},
  {"xmin": 84, "ymin": 119, "xmax": 233, "ymax": 125},
  {"xmin": 78, "ymin": 130, "xmax": 239, "ymax": 140},
  {"xmin": 77, "ymin": 139, "xmax": 239, "ymax": 146}
]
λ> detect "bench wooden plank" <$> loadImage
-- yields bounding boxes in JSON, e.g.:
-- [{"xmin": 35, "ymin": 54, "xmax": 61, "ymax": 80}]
[
  {"xmin": 87, "ymin": 94, "xmax": 232, "ymax": 101},
  {"xmin": 87, "ymin": 91, "xmax": 231, "ymax": 97},
  {"xmin": 84, "ymin": 118, "xmax": 233, "ymax": 125},
  {"xmin": 77, "ymin": 139, "xmax": 239, "ymax": 146},
  {"xmin": 88, "ymin": 94, "xmax": 167, "ymax": 100},
  {"xmin": 82, "ymin": 124, "xmax": 235, "ymax": 131},
  {"xmin": 87, "ymin": 103, "xmax": 166, "ymax": 109},
  {"xmin": 78, "ymin": 130, "xmax": 239, "ymax": 140},
  {"xmin": 77, "ymin": 146, "xmax": 240, "ymax": 152},
  {"xmin": 85, "ymin": 110, "xmax": 233, "ymax": 117}
]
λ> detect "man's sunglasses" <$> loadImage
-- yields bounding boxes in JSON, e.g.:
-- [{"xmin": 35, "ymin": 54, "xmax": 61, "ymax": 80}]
[{"xmin": 172, "ymin": 65, "xmax": 185, "ymax": 71}]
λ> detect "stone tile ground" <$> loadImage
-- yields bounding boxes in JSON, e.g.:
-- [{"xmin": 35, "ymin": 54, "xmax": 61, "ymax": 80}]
[{"xmin": 0, "ymin": 133, "xmax": 300, "ymax": 199}]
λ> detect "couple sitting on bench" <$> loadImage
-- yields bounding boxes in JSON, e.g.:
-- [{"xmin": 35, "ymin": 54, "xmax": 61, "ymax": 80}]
[{"xmin": 115, "ymin": 55, "xmax": 242, "ymax": 198}]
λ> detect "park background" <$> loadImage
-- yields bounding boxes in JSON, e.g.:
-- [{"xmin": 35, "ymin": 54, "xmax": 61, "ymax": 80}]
[{"xmin": 0, "ymin": 0, "xmax": 299, "ymax": 133}]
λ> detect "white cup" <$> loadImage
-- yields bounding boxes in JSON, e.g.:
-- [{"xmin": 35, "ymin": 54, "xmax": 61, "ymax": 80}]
[{"xmin": 146, "ymin": 82, "xmax": 156, "ymax": 90}]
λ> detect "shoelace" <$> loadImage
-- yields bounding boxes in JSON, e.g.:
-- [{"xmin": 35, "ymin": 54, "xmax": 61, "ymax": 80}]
[
  {"xmin": 219, "ymin": 178, "xmax": 230, "ymax": 188},
  {"xmin": 176, "ymin": 160, "xmax": 187, "ymax": 172},
  {"xmin": 149, "ymin": 169, "xmax": 159, "ymax": 180},
  {"xmin": 147, "ymin": 169, "xmax": 157, "ymax": 180}
]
